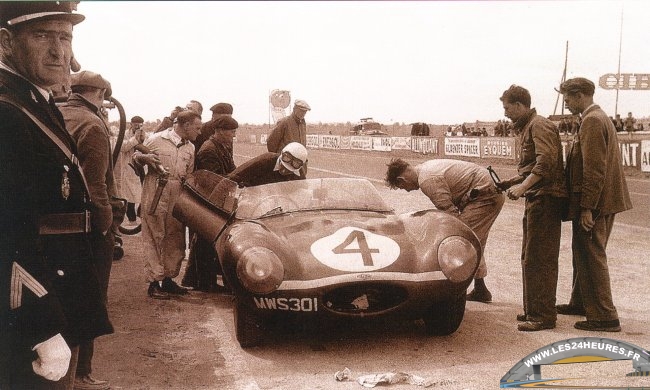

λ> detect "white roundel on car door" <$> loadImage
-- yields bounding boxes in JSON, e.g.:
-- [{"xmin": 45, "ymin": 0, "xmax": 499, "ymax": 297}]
[{"xmin": 310, "ymin": 226, "xmax": 400, "ymax": 272}]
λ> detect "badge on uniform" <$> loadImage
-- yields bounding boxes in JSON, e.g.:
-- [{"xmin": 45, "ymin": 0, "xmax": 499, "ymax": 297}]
[{"xmin": 61, "ymin": 165, "xmax": 70, "ymax": 200}]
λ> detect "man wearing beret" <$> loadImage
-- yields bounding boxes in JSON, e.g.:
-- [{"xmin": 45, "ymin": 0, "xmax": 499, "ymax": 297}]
[
  {"xmin": 0, "ymin": 2, "xmax": 112, "ymax": 389},
  {"xmin": 59, "ymin": 71, "xmax": 118, "ymax": 390},
  {"xmin": 182, "ymin": 115, "xmax": 239, "ymax": 291},
  {"xmin": 193, "ymin": 102, "xmax": 234, "ymax": 152},
  {"xmin": 557, "ymin": 77, "xmax": 632, "ymax": 332},
  {"xmin": 266, "ymin": 99, "xmax": 310, "ymax": 153}
]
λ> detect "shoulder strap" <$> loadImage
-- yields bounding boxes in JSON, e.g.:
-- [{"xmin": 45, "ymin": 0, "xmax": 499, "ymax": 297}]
[{"xmin": 0, "ymin": 95, "xmax": 90, "ymax": 194}]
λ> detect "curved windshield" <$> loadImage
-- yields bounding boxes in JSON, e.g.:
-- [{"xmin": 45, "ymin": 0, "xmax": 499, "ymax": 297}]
[{"xmin": 235, "ymin": 178, "xmax": 393, "ymax": 219}]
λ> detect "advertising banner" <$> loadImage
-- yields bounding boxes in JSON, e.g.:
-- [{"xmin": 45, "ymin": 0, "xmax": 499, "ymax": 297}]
[
  {"xmin": 641, "ymin": 140, "xmax": 650, "ymax": 172},
  {"xmin": 339, "ymin": 136, "xmax": 351, "ymax": 150},
  {"xmin": 350, "ymin": 136, "xmax": 373, "ymax": 151},
  {"xmin": 319, "ymin": 134, "xmax": 341, "ymax": 149},
  {"xmin": 306, "ymin": 134, "xmax": 319, "ymax": 149},
  {"xmin": 411, "ymin": 137, "xmax": 438, "ymax": 155},
  {"xmin": 260, "ymin": 133, "xmax": 268, "ymax": 145},
  {"xmin": 372, "ymin": 137, "xmax": 392, "ymax": 152},
  {"xmin": 444, "ymin": 137, "xmax": 480, "ymax": 158},
  {"xmin": 391, "ymin": 137, "xmax": 412, "ymax": 150},
  {"xmin": 619, "ymin": 141, "xmax": 640, "ymax": 167},
  {"xmin": 482, "ymin": 137, "xmax": 516, "ymax": 160}
]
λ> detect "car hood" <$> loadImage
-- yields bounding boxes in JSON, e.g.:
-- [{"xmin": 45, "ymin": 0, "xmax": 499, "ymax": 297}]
[{"xmin": 221, "ymin": 208, "xmax": 480, "ymax": 285}]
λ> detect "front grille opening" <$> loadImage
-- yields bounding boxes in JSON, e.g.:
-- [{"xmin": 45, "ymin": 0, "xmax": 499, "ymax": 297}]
[{"xmin": 323, "ymin": 283, "xmax": 407, "ymax": 314}]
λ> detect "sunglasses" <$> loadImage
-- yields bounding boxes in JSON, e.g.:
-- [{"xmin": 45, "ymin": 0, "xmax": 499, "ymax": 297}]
[{"xmin": 281, "ymin": 151, "xmax": 304, "ymax": 170}]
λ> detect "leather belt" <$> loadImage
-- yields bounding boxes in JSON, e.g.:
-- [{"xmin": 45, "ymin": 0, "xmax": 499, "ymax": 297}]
[{"xmin": 38, "ymin": 211, "xmax": 91, "ymax": 235}]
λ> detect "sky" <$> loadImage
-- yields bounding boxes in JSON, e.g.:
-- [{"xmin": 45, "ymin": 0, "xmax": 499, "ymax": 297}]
[{"xmin": 71, "ymin": 1, "xmax": 650, "ymax": 125}]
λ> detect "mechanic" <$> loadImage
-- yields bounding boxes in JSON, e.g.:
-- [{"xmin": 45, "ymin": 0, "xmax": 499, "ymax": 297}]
[
  {"xmin": 59, "ymin": 70, "xmax": 122, "ymax": 389},
  {"xmin": 182, "ymin": 115, "xmax": 239, "ymax": 292},
  {"xmin": 385, "ymin": 158, "xmax": 505, "ymax": 304},
  {"xmin": 227, "ymin": 142, "xmax": 308, "ymax": 187},
  {"xmin": 266, "ymin": 99, "xmax": 310, "ymax": 153},
  {"xmin": 498, "ymin": 84, "xmax": 568, "ymax": 332},
  {"xmin": 0, "ymin": 2, "xmax": 113, "ymax": 388},
  {"xmin": 133, "ymin": 110, "xmax": 202, "ymax": 299},
  {"xmin": 557, "ymin": 77, "xmax": 632, "ymax": 332}
]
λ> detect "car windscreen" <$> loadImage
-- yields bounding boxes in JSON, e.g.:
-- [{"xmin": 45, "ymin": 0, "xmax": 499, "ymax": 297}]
[{"xmin": 235, "ymin": 178, "xmax": 393, "ymax": 219}]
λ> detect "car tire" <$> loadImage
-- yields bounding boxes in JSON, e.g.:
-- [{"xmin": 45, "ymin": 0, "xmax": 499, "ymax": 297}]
[
  {"xmin": 234, "ymin": 297, "xmax": 263, "ymax": 348},
  {"xmin": 423, "ymin": 292, "xmax": 467, "ymax": 336}
]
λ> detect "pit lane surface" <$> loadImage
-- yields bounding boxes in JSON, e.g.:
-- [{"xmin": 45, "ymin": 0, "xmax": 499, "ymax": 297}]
[{"xmin": 96, "ymin": 143, "xmax": 650, "ymax": 390}]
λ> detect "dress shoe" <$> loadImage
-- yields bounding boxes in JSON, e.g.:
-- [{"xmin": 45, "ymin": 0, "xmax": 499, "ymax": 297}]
[
  {"xmin": 574, "ymin": 319, "xmax": 621, "ymax": 332},
  {"xmin": 161, "ymin": 277, "xmax": 189, "ymax": 295},
  {"xmin": 466, "ymin": 289, "xmax": 492, "ymax": 303},
  {"xmin": 516, "ymin": 313, "xmax": 528, "ymax": 322},
  {"xmin": 147, "ymin": 281, "xmax": 170, "ymax": 300},
  {"xmin": 556, "ymin": 304, "xmax": 586, "ymax": 316},
  {"xmin": 74, "ymin": 374, "xmax": 110, "ymax": 390},
  {"xmin": 517, "ymin": 321, "xmax": 556, "ymax": 332}
]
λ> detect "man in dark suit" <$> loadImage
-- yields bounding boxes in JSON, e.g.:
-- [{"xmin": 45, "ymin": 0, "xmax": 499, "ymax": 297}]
[
  {"xmin": 558, "ymin": 77, "xmax": 633, "ymax": 332},
  {"xmin": 0, "ymin": 3, "xmax": 112, "ymax": 389},
  {"xmin": 59, "ymin": 70, "xmax": 117, "ymax": 390}
]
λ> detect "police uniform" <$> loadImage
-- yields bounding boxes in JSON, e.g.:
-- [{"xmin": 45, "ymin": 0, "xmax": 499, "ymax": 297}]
[{"xmin": 0, "ymin": 67, "xmax": 112, "ymax": 386}]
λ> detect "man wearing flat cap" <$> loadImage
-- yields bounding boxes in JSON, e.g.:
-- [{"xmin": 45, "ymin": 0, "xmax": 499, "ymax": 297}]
[
  {"xmin": 182, "ymin": 115, "xmax": 238, "ymax": 291},
  {"xmin": 0, "ymin": 2, "xmax": 112, "ymax": 389},
  {"xmin": 267, "ymin": 99, "xmax": 311, "ymax": 153},
  {"xmin": 59, "ymin": 70, "xmax": 118, "ymax": 390},
  {"xmin": 557, "ymin": 77, "xmax": 632, "ymax": 332},
  {"xmin": 193, "ymin": 102, "xmax": 234, "ymax": 152}
]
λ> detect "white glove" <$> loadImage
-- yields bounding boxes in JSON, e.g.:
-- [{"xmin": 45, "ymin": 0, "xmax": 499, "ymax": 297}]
[{"xmin": 32, "ymin": 333, "xmax": 71, "ymax": 381}]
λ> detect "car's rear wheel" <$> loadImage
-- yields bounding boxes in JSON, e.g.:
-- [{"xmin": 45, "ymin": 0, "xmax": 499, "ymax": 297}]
[
  {"xmin": 423, "ymin": 292, "xmax": 467, "ymax": 336},
  {"xmin": 234, "ymin": 297, "xmax": 263, "ymax": 348}
]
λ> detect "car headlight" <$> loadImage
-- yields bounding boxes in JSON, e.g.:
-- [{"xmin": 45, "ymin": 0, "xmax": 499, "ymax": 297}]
[
  {"xmin": 438, "ymin": 236, "xmax": 479, "ymax": 283},
  {"xmin": 236, "ymin": 247, "xmax": 284, "ymax": 294}
]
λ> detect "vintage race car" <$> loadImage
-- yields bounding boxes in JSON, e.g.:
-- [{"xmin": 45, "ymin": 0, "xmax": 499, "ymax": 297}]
[{"xmin": 173, "ymin": 170, "xmax": 482, "ymax": 348}]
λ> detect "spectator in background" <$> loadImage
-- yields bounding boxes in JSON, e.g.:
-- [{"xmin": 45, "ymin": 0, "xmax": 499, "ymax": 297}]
[
  {"xmin": 267, "ymin": 99, "xmax": 310, "ymax": 153},
  {"xmin": 182, "ymin": 116, "xmax": 239, "ymax": 292},
  {"xmin": 613, "ymin": 113, "xmax": 624, "ymax": 132},
  {"xmin": 134, "ymin": 110, "xmax": 202, "ymax": 299},
  {"xmin": 499, "ymin": 84, "xmax": 567, "ymax": 332},
  {"xmin": 558, "ymin": 118, "xmax": 569, "ymax": 135},
  {"xmin": 114, "ymin": 116, "xmax": 145, "ymax": 223},
  {"xmin": 385, "ymin": 158, "xmax": 504, "ymax": 304},
  {"xmin": 154, "ymin": 106, "xmax": 182, "ymax": 133},
  {"xmin": 0, "ymin": 2, "xmax": 112, "ymax": 387},
  {"xmin": 558, "ymin": 77, "xmax": 632, "ymax": 332},
  {"xmin": 185, "ymin": 99, "xmax": 203, "ymax": 116},
  {"xmin": 194, "ymin": 102, "xmax": 233, "ymax": 152},
  {"xmin": 60, "ymin": 70, "xmax": 118, "ymax": 390},
  {"xmin": 623, "ymin": 112, "xmax": 636, "ymax": 132}
]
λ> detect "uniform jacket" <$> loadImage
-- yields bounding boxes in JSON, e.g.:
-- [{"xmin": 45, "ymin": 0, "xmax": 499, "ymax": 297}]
[
  {"xmin": 513, "ymin": 108, "xmax": 567, "ymax": 198},
  {"xmin": 59, "ymin": 94, "xmax": 118, "ymax": 234},
  {"xmin": 196, "ymin": 136, "xmax": 236, "ymax": 175},
  {"xmin": 266, "ymin": 113, "xmax": 307, "ymax": 153},
  {"xmin": 0, "ymin": 69, "xmax": 112, "ymax": 353},
  {"xmin": 565, "ymin": 104, "xmax": 632, "ymax": 219},
  {"xmin": 227, "ymin": 152, "xmax": 305, "ymax": 187}
]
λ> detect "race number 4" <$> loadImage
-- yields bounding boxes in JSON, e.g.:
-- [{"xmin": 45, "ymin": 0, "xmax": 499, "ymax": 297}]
[
  {"xmin": 10, "ymin": 262, "xmax": 48, "ymax": 309},
  {"xmin": 311, "ymin": 227, "xmax": 400, "ymax": 272}
]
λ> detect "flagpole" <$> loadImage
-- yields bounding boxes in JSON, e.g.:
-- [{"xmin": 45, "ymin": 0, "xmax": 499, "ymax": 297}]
[
  {"xmin": 615, "ymin": 5, "xmax": 624, "ymax": 117},
  {"xmin": 554, "ymin": 40, "xmax": 569, "ymax": 116}
]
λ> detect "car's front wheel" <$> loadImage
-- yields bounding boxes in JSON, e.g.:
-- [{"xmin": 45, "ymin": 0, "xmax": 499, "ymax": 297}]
[
  {"xmin": 423, "ymin": 292, "xmax": 467, "ymax": 336},
  {"xmin": 234, "ymin": 297, "xmax": 264, "ymax": 348}
]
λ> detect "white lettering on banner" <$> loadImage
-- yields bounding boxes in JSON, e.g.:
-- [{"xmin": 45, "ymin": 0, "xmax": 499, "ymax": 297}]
[
  {"xmin": 642, "ymin": 140, "xmax": 650, "ymax": 172},
  {"xmin": 306, "ymin": 134, "xmax": 319, "ymax": 149},
  {"xmin": 619, "ymin": 143, "xmax": 639, "ymax": 167},
  {"xmin": 411, "ymin": 137, "xmax": 438, "ymax": 154},
  {"xmin": 253, "ymin": 297, "xmax": 318, "ymax": 312},
  {"xmin": 599, "ymin": 73, "xmax": 650, "ymax": 90}
]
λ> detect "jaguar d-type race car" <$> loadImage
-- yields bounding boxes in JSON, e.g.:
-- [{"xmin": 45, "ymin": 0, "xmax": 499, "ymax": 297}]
[{"xmin": 173, "ymin": 170, "xmax": 482, "ymax": 348}]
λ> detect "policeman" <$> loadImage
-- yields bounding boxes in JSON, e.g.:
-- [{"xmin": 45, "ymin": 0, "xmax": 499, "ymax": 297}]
[{"xmin": 0, "ymin": 2, "xmax": 112, "ymax": 388}]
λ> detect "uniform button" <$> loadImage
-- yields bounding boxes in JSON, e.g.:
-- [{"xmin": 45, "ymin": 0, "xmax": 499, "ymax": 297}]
[{"xmin": 57, "ymin": 270, "xmax": 65, "ymax": 276}]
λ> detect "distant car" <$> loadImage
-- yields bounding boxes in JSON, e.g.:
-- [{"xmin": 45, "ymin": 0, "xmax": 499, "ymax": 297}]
[
  {"xmin": 350, "ymin": 117, "xmax": 388, "ymax": 136},
  {"xmin": 173, "ymin": 171, "xmax": 482, "ymax": 348}
]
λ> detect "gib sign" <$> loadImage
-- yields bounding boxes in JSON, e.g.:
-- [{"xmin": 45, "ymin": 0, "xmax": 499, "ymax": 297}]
[{"xmin": 599, "ymin": 73, "xmax": 650, "ymax": 90}]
